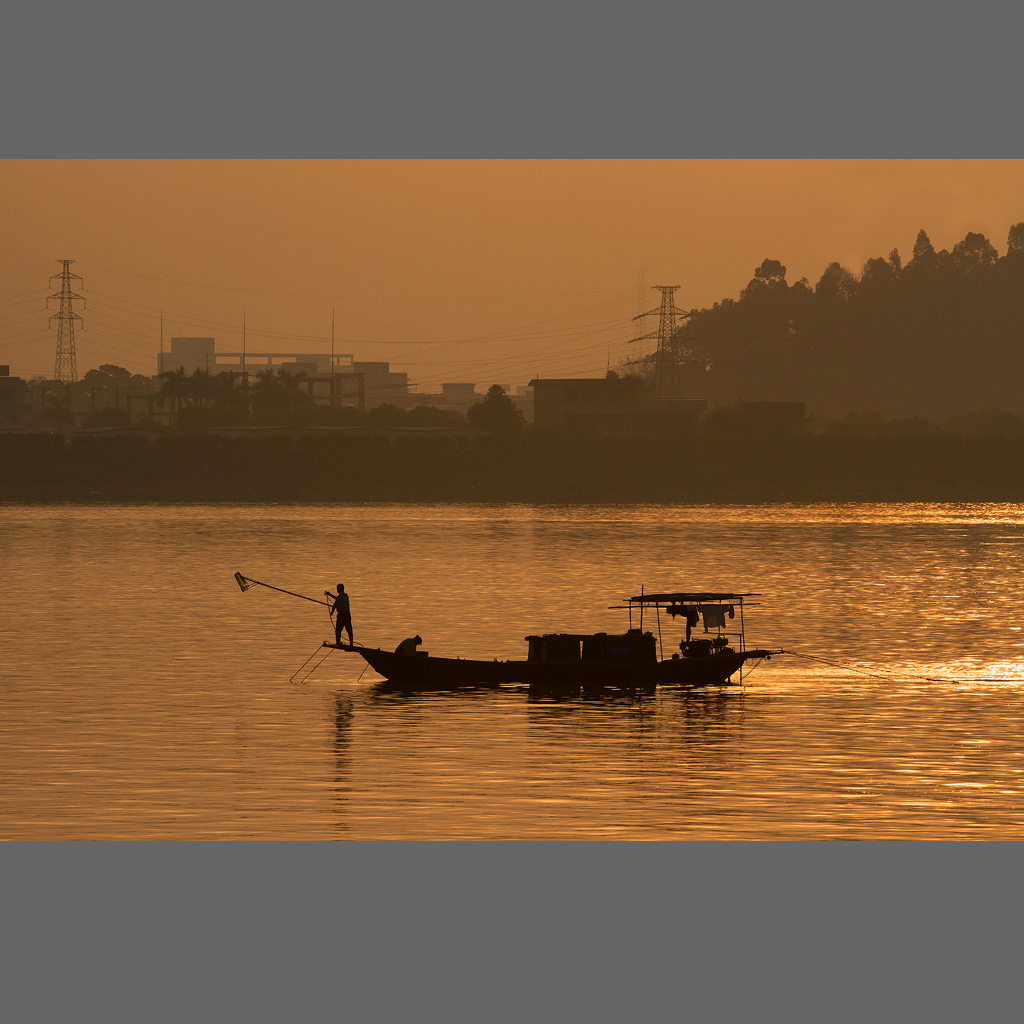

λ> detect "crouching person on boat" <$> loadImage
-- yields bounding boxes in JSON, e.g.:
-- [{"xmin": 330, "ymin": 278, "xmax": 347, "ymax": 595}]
[{"xmin": 395, "ymin": 635, "xmax": 423, "ymax": 656}]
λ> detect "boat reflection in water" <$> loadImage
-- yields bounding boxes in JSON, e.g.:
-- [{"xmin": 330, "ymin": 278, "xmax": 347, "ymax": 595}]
[{"xmin": 335, "ymin": 590, "xmax": 782, "ymax": 694}]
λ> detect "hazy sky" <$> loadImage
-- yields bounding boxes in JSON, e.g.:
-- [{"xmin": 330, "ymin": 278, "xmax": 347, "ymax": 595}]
[{"xmin": 2, "ymin": 160, "xmax": 1023, "ymax": 387}]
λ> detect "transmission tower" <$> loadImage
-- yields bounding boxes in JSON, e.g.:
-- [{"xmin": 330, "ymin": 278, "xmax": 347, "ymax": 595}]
[
  {"xmin": 47, "ymin": 260, "xmax": 86, "ymax": 383},
  {"xmin": 629, "ymin": 285, "xmax": 692, "ymax": 399}
]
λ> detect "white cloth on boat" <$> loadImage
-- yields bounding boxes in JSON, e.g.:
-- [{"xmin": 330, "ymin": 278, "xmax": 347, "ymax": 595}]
[{"xmin": 700, "ymin": 605, "xmax": 728, "ymax": 631}]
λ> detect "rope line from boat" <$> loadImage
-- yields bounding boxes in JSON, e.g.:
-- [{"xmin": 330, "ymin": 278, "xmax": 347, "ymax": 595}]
[
  {"xmin": 739, "ymin": 655, "xmax": 770, "ymax": 682},
  {"xmin": 782, "ymin": 649, "xmax": 1021, "ymax": 685},
  {"xmin": 290, "ymin": 642, "xmax": 335, "ymax": 684},
  {"xmin": 782, "ymin": 649, "xmax": 903, "ymax": 681}
]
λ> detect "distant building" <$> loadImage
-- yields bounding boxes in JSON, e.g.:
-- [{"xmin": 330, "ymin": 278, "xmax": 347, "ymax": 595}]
[
  {"xmin": 158, "ymin": 338, "xmax": 216, "ymax": 374},
  {"xmin": 153, "ymin": 339, "xmax": 428, "ymax": 412},
  {"xmin": 433, "ymin": 383, "xmax": 475, "ymax": 414},
  {"xmin": 512, "ymin": 384, "xmax": 534, "ymax": 423},
  {"xmin": 158, "ymin": 337, "xmax": 355, "ymax": 378},
  {"xmin": 354, "ymin": 362, "xmax": 409, "ymax": 406},
  {"xmin": 0, "ymin": 366, "xmax": 29, "ymax": 426},
  {"xmin": 530, "ymin": 377, "xmax": 706, "ymax": 435}
]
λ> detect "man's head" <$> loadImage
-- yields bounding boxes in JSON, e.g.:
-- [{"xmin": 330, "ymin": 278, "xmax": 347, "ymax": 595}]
[
  {"xmin": 337, "ymin": 584, "xmax": 345, "ymax": 593},
  {"xmin": 414, "ymin": 635, "xmax": 422, "ymax": 644}
]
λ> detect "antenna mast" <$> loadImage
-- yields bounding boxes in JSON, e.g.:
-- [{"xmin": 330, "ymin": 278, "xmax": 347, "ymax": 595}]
[{"xmin": 47, "ymin": 260, "xmax": 85, "ymax": 383}]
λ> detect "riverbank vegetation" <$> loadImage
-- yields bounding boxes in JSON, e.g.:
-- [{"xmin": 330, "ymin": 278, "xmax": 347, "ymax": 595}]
[{"xmin": 628, "ymin": 223, "xmax": 1024, "ymax": 419}]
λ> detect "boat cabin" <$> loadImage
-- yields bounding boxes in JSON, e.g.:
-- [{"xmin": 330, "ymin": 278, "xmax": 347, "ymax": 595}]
[
  {"xmin": 609, "ymin": 589, "xmax": 759, "ymax": 662},
  {"xmin": 525, "ymin": 630, "xmax": 657, "ymax": 664}
]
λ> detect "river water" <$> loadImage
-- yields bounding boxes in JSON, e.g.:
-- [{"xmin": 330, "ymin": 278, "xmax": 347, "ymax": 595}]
[{"xmin": 3, "ymin": 502, "xmax": 1024, "ymax": 839}]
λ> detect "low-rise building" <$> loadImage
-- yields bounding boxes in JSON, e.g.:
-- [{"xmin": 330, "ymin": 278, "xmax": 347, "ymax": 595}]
[
  {"xmin": 511, "ymin": 385, "xmax": 534, "ymax": 423},
  {"xmin": 354, "ymin": 362, "xmax": 410, "ymax": 406},
  {"xmin": 437, "ymin": 383, "xmax": 478, "ymax": 416},
  {"xmin": 154, "ymin": 339, "xmax": 427, "ymax": 411}
]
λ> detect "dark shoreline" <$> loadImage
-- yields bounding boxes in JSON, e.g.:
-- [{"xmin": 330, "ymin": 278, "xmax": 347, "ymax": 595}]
[{"xmin": 4, "ymin": 432, "xmax": 1024, "ymax": 504}]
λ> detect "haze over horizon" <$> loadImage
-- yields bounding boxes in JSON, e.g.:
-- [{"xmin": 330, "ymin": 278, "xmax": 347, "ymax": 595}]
[{"xmin": 3, "ymin": 160, "xmax": 1023, "ymax": 391}]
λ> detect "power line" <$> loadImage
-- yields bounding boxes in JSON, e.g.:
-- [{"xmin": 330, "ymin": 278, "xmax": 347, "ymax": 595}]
[
  {"xmin": 0, "ymin": 326, "xmax": 52, "ymax": 346},
  {"xmin": 410, "ymin": 321, "xmax": 632, "ymax": 390},
  {"xmin": 0, "ymin": 309, "xmax": 49, "ymax": 327},
  {"xmin": 87, "ymin": 292, "xmax": 346, "ymax": 344},
  {"xmin": 6, "ymin": 264, "xmax": 645, "ymax": 386},
  {"xmin": 0, "ymin": 289, "xmax": 49, "ymax": 308},
  {"xmin": 88, "ymin": 263, "xmax": 616, "ymax": 304},
  {"xmin": 85, "ymin": 287, "xmax": 634, "ymax": 350},
  {"xmin": 77, "ymin": 284, "xmax": 637, "ymax": 384}
]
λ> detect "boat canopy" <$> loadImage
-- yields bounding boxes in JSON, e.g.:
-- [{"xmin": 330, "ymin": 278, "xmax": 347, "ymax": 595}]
[{"xmin": 626, "ymin": 592, "xmax": 757, "ymax": 605}]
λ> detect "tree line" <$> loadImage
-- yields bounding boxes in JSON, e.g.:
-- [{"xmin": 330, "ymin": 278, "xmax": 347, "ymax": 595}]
[{"xmin": 631, "ymin": 223, "xmax": 1024, "ymax": 418}]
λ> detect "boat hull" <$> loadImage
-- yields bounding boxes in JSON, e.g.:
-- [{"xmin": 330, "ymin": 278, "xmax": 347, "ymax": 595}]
[{"xmin": 332, "ymin": 644, "xmax": 774, "ymax": 691}]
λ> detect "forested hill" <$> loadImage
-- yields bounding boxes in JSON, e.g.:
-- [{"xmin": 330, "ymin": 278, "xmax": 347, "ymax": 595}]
[{"xmin": 672, "ymin": 223, "xmax": 1024, "ymax": 419}]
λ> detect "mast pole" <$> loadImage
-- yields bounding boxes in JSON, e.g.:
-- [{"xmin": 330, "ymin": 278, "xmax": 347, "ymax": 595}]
[{"xmin": 738, "ymin": 598, "xmax": 746, "ymax": 685}]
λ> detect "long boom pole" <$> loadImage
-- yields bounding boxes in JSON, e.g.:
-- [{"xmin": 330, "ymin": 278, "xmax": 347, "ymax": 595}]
[{"xmin": 234, "ymin": 572, "xmax": 331, "ymax": 607}]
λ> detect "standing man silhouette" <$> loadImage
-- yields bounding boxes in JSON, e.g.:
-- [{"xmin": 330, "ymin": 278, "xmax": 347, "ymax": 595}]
[{"xmin": 327, "ymin": 583, "xmax": 353, "ymax": 646}]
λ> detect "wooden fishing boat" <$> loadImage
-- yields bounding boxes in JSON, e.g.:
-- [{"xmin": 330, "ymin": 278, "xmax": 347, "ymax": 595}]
[{"xmin": 331, "ymin": 590, "xmax": 781, "ymax": 691}]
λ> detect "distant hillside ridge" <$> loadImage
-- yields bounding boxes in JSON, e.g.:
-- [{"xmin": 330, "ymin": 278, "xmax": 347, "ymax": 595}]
[{"xmin": 635, "ymin": 223, "xmax": 1024, "ymax": 420}]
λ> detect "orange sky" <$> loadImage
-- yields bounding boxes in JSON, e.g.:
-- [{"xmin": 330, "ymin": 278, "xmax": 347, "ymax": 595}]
[{"xmin": 2, "ymin": 160, "xmax": 1023, "ymax": 387}]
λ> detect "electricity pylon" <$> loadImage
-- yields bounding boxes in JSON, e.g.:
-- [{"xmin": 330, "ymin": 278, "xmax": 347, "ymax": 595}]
[
  {"xmin": 47, "ymin": 260, "xmax": 85, "ymax": 383},
  {"xmin": 629, "ymin": 285, "xmax": 692, "ymax": 399}
]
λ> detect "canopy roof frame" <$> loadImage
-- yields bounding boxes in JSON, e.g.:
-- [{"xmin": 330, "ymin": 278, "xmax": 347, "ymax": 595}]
[{"xmin": 626, "ymin": 592, "xmax": 757, "ymax": 604}]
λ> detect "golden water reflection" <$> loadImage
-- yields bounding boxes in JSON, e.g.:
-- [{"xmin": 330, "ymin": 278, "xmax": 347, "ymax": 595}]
[{"xmin": 2, "ymin": 502, "xmax": 1024, "ymax": 838}]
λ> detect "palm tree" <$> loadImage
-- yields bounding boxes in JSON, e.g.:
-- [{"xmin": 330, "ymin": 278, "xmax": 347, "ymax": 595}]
[
  {"xmin": 250, "ymin": 367, "xmax": 311, "ymax": 423},
  {"xmin": 43, "ymin": 393, "xmax": 75, "ymax": 432},
  {"xmin": 157, "ymin": 368, "xmax": 215, "ymax": 421},
  {"xmin": 276, "ymin": 367, "xmax": 310, "ymax": 415},
  {"xmin": 156, "ymin": 368, "xmax": 190, "ymax": 418},
  {"xmin": 189, "ymin": 368, "xmax": 215, "ymax": 408},
  {"xmin": 211, "ymin": 371, "xmax": 240, "ymax": 407}
]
